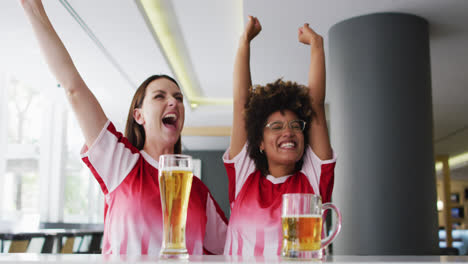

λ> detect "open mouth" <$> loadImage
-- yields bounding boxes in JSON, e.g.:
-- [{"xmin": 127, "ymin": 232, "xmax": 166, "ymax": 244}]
[
  {"xmin": 162, "ymin": 113, "xmax": 178, "ymax": 129},
  {"xmin": 279, "ymin": 141, "xmax": 296, "ymax": 149}
]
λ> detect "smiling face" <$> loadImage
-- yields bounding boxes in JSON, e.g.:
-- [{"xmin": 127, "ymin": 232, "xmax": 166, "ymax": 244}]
[
  {"xmin": 260, "ymin": 110, "xmax": 305, "ymax": 173},
  {"xmin": 133, "ymin": 78, "xmax": 185, "ymax": 149}
]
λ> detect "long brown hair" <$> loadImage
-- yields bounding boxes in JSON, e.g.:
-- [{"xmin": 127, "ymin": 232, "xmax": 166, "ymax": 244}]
[{"xmin": 124, "ymin": 75, "xmax": 182, "ymax": 154}]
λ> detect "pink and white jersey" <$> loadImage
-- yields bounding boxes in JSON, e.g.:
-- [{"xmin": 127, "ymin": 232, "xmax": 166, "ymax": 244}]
[
  {"xmin": 223, "ymin": 144, "xmax": 336, "ymax": 256},
  {"xmin": 81, "ymin": 120, "xmax": 228, "ymax": 255}
]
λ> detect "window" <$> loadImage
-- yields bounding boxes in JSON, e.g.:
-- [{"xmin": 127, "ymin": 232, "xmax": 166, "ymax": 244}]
[
  {"xmin": 1, "ymin": 74, "xmax": 41, "ymax": 223},
  {"xmin": 0, "ymin": 72, "xmax": 103, "ymax": 226},
  {"xmin": 63, "ymin": 110, "xmax": 104, "ymax": 223}
]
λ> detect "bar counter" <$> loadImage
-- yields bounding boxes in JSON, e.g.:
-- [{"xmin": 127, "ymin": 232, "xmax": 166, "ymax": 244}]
[{"xmin": 0, "ymin": 254, "xmax": 467, "ymax": 263}]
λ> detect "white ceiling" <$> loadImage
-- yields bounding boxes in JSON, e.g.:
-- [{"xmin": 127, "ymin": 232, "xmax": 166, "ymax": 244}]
[{"xmin": 2, "ymin": 0, "xmax": 468, "ymax": 162}]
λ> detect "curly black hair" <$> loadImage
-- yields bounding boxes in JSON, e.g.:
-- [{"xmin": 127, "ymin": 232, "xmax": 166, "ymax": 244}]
[{"xmin": 245, "ymin": 79, "xmax": 315, "ymax": 176}]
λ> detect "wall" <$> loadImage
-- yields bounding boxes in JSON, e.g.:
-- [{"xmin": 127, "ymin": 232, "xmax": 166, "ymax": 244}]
[{"xmin": 185, "ymin": 150, "xmax": 230, "ymax": 218}]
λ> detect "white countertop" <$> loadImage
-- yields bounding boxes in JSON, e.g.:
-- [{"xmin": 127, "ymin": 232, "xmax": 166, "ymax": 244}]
[{"xmin": 0, "ymin": 254, "xmax": 467, "ymax": 263}]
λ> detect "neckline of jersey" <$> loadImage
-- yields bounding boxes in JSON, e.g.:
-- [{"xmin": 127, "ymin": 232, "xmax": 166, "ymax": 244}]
[
  {"xmin": 140, "ymin": 150, "xmax": 159, "ymax": 169},
  {"xmin": 265, "ymin": 174, "xmax": 293, "ymax": 184}
]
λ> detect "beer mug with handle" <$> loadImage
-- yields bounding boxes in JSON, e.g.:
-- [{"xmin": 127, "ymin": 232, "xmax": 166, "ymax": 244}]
[
  {"xmin": 159, "ymin": 154, "xmax": 194, "ymax": 259},
  {"xmin": 281, "ymin": 193, "xmax": 342, "ymax": 260}
]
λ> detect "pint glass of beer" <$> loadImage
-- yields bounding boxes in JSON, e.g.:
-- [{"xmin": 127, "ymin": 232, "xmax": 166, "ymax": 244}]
[
  {"xmin": 281, "ymin": 193, "xmax": 342, "ymax": 260},
  {"xmin": 158, "ymin": 154, "xmax": 193, "ymax": 259}
]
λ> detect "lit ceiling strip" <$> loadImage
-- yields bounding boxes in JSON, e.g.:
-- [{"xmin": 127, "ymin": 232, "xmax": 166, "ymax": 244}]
[
  {"xmin": 435, "ymin": 152, "xmax": 468, "ymax": 171},
  {"xmin": 138, "ymin": 0, "xmax": 232, "ymax": 107}
]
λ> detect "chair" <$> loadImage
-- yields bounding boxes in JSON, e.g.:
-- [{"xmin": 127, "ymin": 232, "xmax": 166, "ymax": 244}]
[
  {"xmin": 60, "ymin": 236, "xmax": 75, "ymax": 254},
  {"xmin": 8, "ymin": 240, "xmax": 29, "ymax": 253},
  {"xmin": 26, "ymin": 237, "xmax": 45, "ymax": 253},
  {"xmin": 73, "ymin": 236, "xmax": 83, "ymax": 253},
  {"xmin": 79, "ymin": 235, "xmax": 92, "ymax": 253}
]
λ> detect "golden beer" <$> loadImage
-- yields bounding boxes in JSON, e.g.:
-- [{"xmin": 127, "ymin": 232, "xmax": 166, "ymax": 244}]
[
  {"xmin": 281, "ymin": 193, "xmax": 341, "ymax": 260},
  {"xmin": 282, "ymin": 214, "xmax": 322, "ymax": 254},
  {"xmin": 159, "ymin": 169, "xmax": 193, "ymax": 251}
]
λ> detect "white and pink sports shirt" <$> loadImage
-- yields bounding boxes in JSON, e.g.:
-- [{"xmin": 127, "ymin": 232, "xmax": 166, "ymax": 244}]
[
  {"xmin": 223, "ymin": 144, "xmax": 336, "ymax": 256},
  {"xmin": 81, "ymin": 120, "xmax": 228, "ymax": 255}
]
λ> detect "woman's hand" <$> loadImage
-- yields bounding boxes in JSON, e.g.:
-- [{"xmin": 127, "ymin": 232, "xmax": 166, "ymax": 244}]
[
  {"xmin": 242, "ymin": 16, "xmax": 262, "ymax": 43},
  {"xmin": 298, "ymin": 23, "xmax": 323, "ymax": 49},
  {"xmin": 19, "ymin": 0, "xmax": 45, "ymax": 17},
  {"xmin": 19, "ymin": 0, "xmax": 42, "ymax": 9}
]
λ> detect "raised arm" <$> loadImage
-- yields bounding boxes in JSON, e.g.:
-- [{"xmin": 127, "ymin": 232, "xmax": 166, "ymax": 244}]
[
  {"xmin": 298, "ymin": 23, "xmax": 333, "ymax": 160},
  {"xmin": 229, "ymin": 16, "xmax": 262, "ymax": 158},
  {"xmin": 20, "ymin": 0, "xmax": 107, "ymax": 147}
]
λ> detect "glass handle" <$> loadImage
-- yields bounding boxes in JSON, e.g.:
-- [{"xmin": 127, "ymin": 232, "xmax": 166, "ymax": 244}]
[{"xmin": 320, "ymin": 203, "xmax": 342, "ymax": 249}]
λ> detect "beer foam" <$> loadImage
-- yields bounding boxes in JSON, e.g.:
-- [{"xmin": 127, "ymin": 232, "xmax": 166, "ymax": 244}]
[
  {"xmin": 160, "ymin": 167, "xmax": 192, "ymax": 172},
  {"xmin": 282, "ymin": 214, "xmax": 321, "ymax": 218}
]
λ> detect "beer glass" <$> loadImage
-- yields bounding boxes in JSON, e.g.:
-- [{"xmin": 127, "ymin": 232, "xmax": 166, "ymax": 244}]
[
  {"xmin": 281, "ymin": 193, "xmax": 342, "ymax": 260},
  {"xmin": 159, "ymin": 154, "xmax": 193, "ymax": 259}
]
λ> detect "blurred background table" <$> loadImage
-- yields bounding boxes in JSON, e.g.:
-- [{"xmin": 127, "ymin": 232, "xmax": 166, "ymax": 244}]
[{"xmin": 0, "ymin": 229, "xmax": 103, "ymax": 254}]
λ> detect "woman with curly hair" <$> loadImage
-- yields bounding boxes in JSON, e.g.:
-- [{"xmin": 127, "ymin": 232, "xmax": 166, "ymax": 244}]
[{"xmin": 223, "ymin": 16, "xmax": 336, "ymax": 256}]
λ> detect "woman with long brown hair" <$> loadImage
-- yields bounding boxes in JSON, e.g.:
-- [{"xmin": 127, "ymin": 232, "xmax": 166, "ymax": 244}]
[{"xmin": 20, "ymin": 0, "xmax": 227, "ymax": 255}]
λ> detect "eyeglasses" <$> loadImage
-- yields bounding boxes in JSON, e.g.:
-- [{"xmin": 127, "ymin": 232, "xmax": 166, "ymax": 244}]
[{"xmin": 264, "ymin": 120, "xmax": 306, "ymax": 132}]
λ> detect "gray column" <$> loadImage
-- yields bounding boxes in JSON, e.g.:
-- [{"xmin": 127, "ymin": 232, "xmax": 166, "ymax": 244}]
[{"xmin": 328, "ymin": 13, "xmax": 439, "ymax": 255}]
